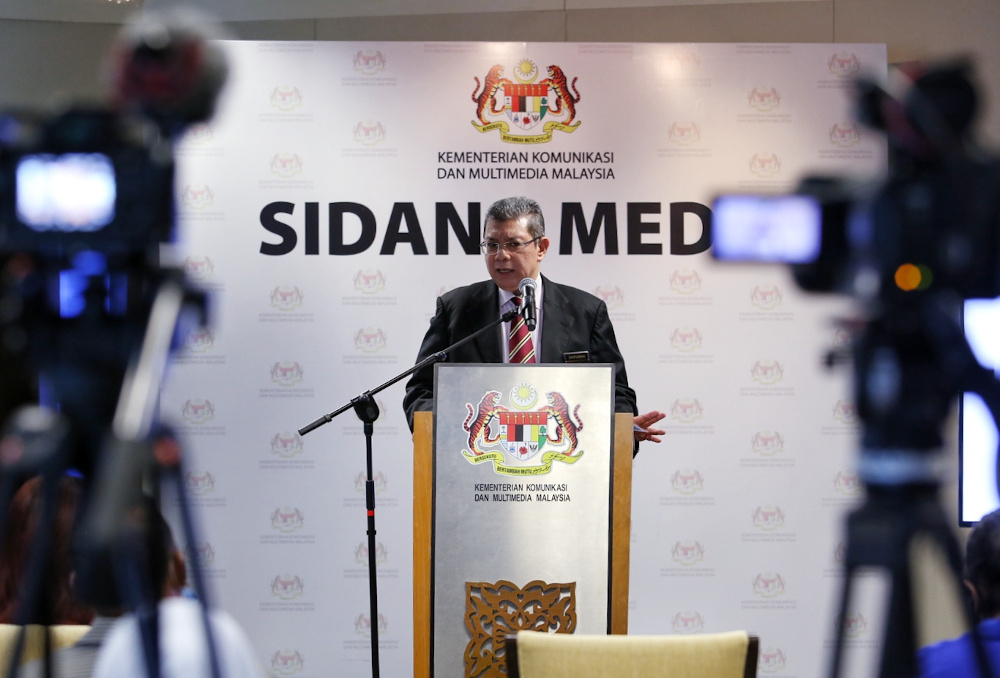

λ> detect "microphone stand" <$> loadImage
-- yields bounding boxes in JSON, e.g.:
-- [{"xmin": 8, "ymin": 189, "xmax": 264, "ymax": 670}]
[{"xmin": 298, "ymin": 307, "xmax": 519, "ymax": 678}]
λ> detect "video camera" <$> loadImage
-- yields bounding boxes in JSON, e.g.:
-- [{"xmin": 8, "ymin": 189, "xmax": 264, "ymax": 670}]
[
  {"xmin": 0, "ymin": 107, "xmax": 175, "ymax": 258},
  {"xmin": 713, "ymin": 60, "xmax": 1000, "ymax": 306}
]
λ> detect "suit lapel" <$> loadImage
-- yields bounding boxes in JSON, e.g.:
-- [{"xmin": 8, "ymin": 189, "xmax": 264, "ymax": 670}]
[
  {"xmin": 540, "ymin": 276, "xmax": 574, "ymax": 362},
  {"xmin": 469, "ymin": 282, "xmax": 504, "ymax": 362}
]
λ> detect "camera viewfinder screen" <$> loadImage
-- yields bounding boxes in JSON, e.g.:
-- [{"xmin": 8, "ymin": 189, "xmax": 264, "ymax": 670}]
[
  {"xmin": 961, "ymin": 298, "xmax": 1000, "ymax": 524},
  {"xmin": 15, "ymin": 153, "xmax": 116, "ymax": 232},
  {"xmin": 711, "ymin": 194, "xmax": 822, "ymax": 263}
]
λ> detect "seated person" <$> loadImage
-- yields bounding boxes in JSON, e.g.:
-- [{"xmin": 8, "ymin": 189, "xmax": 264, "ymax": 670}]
[{"xmin": 918, "ymin": 507, "xmax": 1000, "ymax": 676}]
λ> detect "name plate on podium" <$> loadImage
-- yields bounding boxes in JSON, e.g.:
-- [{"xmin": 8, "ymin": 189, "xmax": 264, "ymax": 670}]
[{"xmin": 431, "ymin": 363, "xmax": 615, "ymax": 678}]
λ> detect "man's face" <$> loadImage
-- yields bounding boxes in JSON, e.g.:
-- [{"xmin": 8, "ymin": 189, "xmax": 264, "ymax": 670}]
[{"xmin": 483, "ymin": 215, "xmax": 549, "ymax": 293}]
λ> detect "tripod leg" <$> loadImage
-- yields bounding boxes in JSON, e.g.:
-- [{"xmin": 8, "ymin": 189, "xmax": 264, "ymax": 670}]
[
  {"xmin": 156, "ymin": 435, "xmax": 222, "ymax": 678},
  {"xmin": 828, "ymin": 563, "xmax": 857, "ymax": 678}
]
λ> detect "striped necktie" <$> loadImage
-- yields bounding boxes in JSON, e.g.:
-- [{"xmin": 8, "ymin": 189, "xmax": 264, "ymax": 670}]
[{"xmin": 508, "ymin": 297, "xmax": 536, "ymax": 364}]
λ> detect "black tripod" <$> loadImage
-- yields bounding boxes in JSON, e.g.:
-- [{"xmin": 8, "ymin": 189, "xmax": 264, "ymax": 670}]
[
  {"xmin": 0, "ymin": 268, "xmax": 221, "ymax": 678},
  {"xmin": 828, "ymin": 301, "xmax": 1000, "ymax": 678}
]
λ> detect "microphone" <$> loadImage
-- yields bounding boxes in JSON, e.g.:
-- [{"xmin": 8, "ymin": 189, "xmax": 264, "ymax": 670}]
[{"xmin": 518, "ymin": 277, "xmax": 537, "ymax": 331}]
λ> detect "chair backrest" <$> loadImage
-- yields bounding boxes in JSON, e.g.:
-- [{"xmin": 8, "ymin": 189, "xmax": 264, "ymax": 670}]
[
  {"xmin": 0, "ymin": 624, "xmax": 90, "ymax": 668},
  {"xmin": 507, "ymin": 630, "xmax": 759, "ymax": 678}
]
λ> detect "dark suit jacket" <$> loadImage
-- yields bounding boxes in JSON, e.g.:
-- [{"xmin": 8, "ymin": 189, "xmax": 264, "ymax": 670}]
[{"xmin": 403, "ymin": 276, "xmax": 637, "ymax": 429}]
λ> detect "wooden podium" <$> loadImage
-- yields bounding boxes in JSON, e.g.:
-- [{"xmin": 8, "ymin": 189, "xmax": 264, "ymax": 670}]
[{"xmin": 413, "ymin": 363, "xmax": 633, "ymax": 678}]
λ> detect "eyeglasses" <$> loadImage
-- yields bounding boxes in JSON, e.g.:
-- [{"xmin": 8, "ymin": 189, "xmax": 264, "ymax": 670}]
[{"xmin": 480, "ymin": 237, "xmax": 541, "ymax": 255}]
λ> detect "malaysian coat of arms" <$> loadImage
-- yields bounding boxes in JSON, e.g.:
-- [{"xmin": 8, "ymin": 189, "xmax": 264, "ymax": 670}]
[
  {"xmin": 471, "ymin": 60, "xmax": 581, "ymax": 144},
  {"xmin": 461, "ymin": 385, "xmax": 584, "ymax": 476}
]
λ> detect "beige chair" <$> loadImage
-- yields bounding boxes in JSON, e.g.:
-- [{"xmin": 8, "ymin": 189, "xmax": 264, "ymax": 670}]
[
  {"xmin": 0, "ymin": 624, "xmax": 90, "ymax": 668},
  {"xmin": 506, "ymin": 630, "xmax": 759, "ymax": 678}
]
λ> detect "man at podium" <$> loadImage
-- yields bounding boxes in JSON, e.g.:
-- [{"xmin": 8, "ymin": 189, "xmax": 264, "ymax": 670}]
[{"xmin": 403, "ymin": 195, "xmax": 663, "ymax": 447}]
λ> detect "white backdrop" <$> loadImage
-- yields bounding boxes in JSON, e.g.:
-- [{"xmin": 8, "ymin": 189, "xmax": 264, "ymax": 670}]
[{"xmin": 160, "ymin": 41, "xmax": 888, "ymax": 678}]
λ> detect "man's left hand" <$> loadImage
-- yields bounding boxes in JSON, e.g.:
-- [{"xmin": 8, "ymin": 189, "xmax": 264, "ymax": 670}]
[{"xmin": 633, "ymin": 410, "xmax": 666, "ymax": 443}]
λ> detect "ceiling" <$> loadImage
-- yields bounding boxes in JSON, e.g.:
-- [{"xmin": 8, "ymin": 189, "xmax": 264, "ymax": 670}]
[{"xmin": 0, "ymin": 0, "xmax": 783, "ymax": 24}]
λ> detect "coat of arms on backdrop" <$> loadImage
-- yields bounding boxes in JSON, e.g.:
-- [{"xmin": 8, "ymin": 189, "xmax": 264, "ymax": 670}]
[
  {"xmin": 461, "ymin": 384, "xmax": 584, "ymax": 476},
  {"xmin": 471, "ymin": 60, "xmax": 581, "ymax": 144}
]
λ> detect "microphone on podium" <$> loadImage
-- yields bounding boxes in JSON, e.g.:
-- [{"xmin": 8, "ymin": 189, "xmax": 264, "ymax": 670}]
[{"xmin": 518, "ymin": 277, "xmax": 537, "ymax": 331}]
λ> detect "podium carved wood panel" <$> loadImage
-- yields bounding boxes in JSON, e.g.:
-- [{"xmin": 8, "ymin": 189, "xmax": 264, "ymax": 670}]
[{"xmin": 463, "ymin": 579, "xmax": 577, "ymax": 678}]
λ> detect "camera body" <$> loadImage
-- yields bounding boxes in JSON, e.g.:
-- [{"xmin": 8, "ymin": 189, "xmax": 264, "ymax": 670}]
[
  {"xmin": 713, "ymin": 61, "xmax": 1000, "ymax": 306},
  {"xmin": 0, "ymin": 107, "xmax": 175, "ymax": 259}
]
